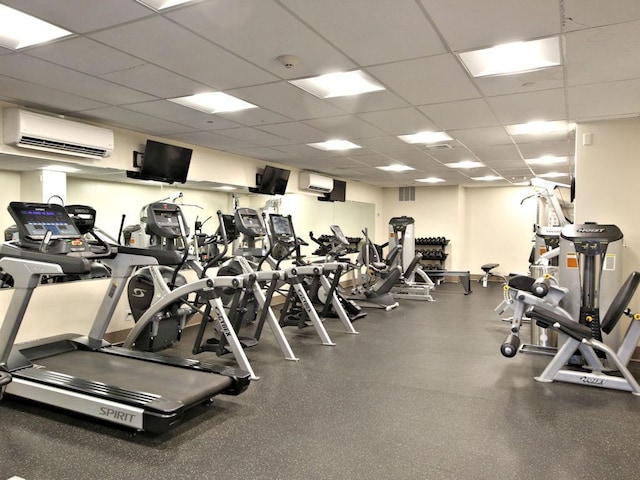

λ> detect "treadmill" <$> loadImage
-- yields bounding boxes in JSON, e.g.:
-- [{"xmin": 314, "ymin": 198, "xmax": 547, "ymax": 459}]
[{"xmin": 0, "ymin": 202, "xmax": 250, "ymax": 433}]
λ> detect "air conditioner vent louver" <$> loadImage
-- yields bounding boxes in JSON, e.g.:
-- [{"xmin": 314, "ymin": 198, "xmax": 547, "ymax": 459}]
[
  {"xmin": 424, "ymin": 144, "xmax": 453, "ymax": 151},
  {"xmin": 18, "ymin": 136, "xmax": 109, "ymax": 157},
  {"xmin": 3, "ymin": 108, "xmax": 114, "ymax": 159}
]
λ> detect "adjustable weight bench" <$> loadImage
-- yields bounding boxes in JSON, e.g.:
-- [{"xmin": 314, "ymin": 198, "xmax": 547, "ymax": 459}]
[
  {"xmin": 526, "ymin": 271, "xmax": 640, "ymax": 395},
  {"xmin": 480, "ymin": 263, "xmax": 500, "ymax": 287}
]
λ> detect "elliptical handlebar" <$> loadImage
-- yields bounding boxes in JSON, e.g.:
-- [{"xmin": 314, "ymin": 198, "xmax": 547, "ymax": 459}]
[{"xmin": 201, "ymin": 210, "xmax": 230, "ymax": 277}]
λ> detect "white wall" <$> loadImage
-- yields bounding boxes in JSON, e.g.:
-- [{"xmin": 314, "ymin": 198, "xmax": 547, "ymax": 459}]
[
  {"xmin": 0, "ymin": 170, "xmax": 20, "ymax": 231},
  {"xmin": 464, "ymin": 186, "xmax": 536, "ymax": 276},
  {"xmin": 381, "ymin": 184, "xmax": 536, "ymax": 275},
  {"xmin": 66, "ymin": 177, "xmax": 232, "ymax": 240},
  {"xmin": 575, "ymin": 117, "xmax": 640, "ymax": 300}
]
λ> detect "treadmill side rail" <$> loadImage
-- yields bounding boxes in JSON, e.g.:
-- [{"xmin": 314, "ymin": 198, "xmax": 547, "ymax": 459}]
[{"xmin": 7, "ymin": 378, "xmax": 147, "ymax": 431}]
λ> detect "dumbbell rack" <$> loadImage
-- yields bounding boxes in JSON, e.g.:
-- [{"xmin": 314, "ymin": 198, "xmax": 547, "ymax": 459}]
[{"xmin": 416, "ymin": 237, "xmax": 449, "ymax": 271}]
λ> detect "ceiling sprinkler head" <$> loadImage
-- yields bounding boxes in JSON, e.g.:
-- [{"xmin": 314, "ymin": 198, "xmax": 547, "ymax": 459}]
[{"xmin": 277, "ymin": 54, "xmax": 300, "ymax": 69}]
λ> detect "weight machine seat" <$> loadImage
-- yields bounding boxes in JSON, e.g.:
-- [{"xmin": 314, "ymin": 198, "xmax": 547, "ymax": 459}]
[
  {"xmin": 601, "ymin": 271, "xmax": 640, "ymax": 334},
  {"xmin": 507, "ymin": 275, "xmax": 536, "ymax": 292},
  {"xmin": 527, "ymin": 307, "xmax": 593, "ymax": 341},
  {"xmin": 403, "ymin": 254, "xmax": 423, "ymax": 279},
  {"xmin": 528, "ymin": 272, "xmax": 640, "ymax": 343},
  {"xmin": 481, "ymin": 263, "xmax": 499, "ymax": 273},
  {"xmin": 365, "ymin": 266, "xmax": 402, "ymax": 298},
  {"xmin": 385, "ymin": 246, "xmax": 402, "ymax": 266}
]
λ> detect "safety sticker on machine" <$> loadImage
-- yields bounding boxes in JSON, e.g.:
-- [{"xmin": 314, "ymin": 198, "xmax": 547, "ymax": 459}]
[
  {"xmin": 566, "ymin": 252, "xmax": 578, "ymax": 269},
  {"xmin": 603, "ymin": 254, "xmax": 616, "ymax": 271}
]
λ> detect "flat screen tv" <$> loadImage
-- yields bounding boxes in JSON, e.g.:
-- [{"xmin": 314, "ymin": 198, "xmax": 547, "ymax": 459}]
[
  {"xmin": 319, "ymin": 179, "xmax": 346, "ymax": 202},
  {"xmin": 257, "ymin": 166, "xmax": 290, "ymax": 195},
  {"xmin": 138, "ymin": 140, "xmax": 193, "ymax": 184}
]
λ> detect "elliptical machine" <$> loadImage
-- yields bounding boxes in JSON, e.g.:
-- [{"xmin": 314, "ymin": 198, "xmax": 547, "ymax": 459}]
[
  {"xmin": 263, "ymin": 214, "xmax": 365, "ymax": 328},
  {"xmin": 125, "ymin": 203, "xmax": 192, "ymax": 351}
]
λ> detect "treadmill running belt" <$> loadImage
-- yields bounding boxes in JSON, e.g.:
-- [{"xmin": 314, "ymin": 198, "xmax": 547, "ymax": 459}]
[{"xmin": 36, "ymin": 350, "xmax": 233, "ymax": 406}]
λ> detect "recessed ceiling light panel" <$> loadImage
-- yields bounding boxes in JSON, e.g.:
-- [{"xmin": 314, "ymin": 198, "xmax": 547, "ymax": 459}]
[
  {"xmin": 136, "ymin": 0, "xmax": 195, "ymax": 11},
  {"xmin": 307, "ymin": 140, "xmax": 361, "ymax": 151},
  {"xmin": 398, "ymin": 131, "xmax": 453, "ymax": 144},
  {"xmin": 471, "ymin": 175, "xmax": 504, "ymax": 181},
  {"xmin": 376, "ymin": 164, "xmax": 415, "ymax": 172},
  {"xmin": 169, "ymin": 92, "xmax": 258, "ymax": 114},
  {"xmin": 416, "ymin": 177, "xmax": 445, "ymax": 183},
  {"xmin": 290, "ymin": 70, "xmax": 385, "ymax": 98},
  {"xmin": 445, "ymin": 160, "xmax": 485, "ymax": 169},
  {"xmin": 459, "ymin": 37, "xmax": 561, "ymax": 77},
  {"xmin": 506, "ymin": 120, "xmax": 575, "ymax": 136},
  {"xmin": 0, "ymin": 4, "xmax": 72, "ymax": 49},
  {"xmin": 525, "ymin": 156, "xmax": 568, "ymax": 165}
]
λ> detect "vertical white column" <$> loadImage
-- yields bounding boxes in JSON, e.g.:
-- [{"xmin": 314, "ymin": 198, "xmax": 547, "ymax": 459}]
[{"xmin": 41, "ymin": 169, "xmax": 67, "ymax": 204}]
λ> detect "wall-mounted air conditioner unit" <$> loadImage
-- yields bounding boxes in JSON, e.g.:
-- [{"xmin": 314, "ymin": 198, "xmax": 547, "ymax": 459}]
[
  {"xmin": 3, "ymin": 108, "xmax": 114, "ymax": 159},
  {"xmin": 299, "ymin": 171, "xmax": 334, "ymax": 193}
]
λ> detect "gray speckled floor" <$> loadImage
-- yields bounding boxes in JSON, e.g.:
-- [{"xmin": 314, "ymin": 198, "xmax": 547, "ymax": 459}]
[{"xmin": 2, "ymin": 282, "xmax": 640, "ymax": 480}]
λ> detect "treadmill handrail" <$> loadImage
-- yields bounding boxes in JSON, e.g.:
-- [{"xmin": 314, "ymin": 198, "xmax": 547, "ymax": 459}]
[{"xmin": 0, "ymin": 242, "xmax": 92, "ymax": 275}]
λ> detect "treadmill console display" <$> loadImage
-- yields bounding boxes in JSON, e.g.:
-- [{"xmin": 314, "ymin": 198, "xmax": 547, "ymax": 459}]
[
  {"xmin": 7, "ymin": 201, "xmax": 86, "ymax": 254},
  {"xmin": 269, "ymin": 215, "xmax": 293, "ymax": 238},
  {"xmin": 235, "ymin": 208, "xmax": 265, "ymax": 237},
  {"xmin": 9, "ymin": 202, "xmax": 81, "ymax": 240}
]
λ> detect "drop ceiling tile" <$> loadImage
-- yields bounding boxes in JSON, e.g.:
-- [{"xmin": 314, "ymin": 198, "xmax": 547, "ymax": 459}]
[
  {"xmin": 384, "ymin": 150, "xmax": 441, "ymax": 165},
  {"xmin": 469, "ymin": 145, "xmax": 522, "ymax": 162},
  {"xmin": 367, "ymin": 55, "xmax": 480, "ymax": 105},
  {"xmin": 76, "ymin": 106, "xmax": 195, "ymax": 135},
  {"xmin": 354, "ymin": 136, "xmax": 420, "ymax": 154},
  {"xmin": 259, "ymin": 122, "xmax": 330, "ymax": 144},
  {"xmin": 215, "ymin": 108, "xmax": 292, "ymax": 127},
  {"xmin": 166, "ymin": 0, "xmax": 355, "ymax": 79},
  {"xmin": 167, "ymin": 131, "xmax": 257, "ymax": 151},
  {"xmin": 281, "ymin": 0, "xmax": 446, "ymax": 65},
  {"xmin": 0, "ymin": 74, "xmax": 107, "ymax": 112},
  {"xmin": 325, "ymin": 90, "xmax": 410, "ymax": 114},
  {"xmin": 231, "ymin": 147, "xmax": 298, "ymax": 162},
  {"xmin": 486, "ymin": 89, "xmax": 567, "ymax": 125},
  {"xmin": 0, "ymin": 54, "xmax": 156, "ymax": 105},
  {"xmin": 357, "ymin": 108, "xmax": 436, "ymax": 136},
  {"xmin": 0, "ymin": 0, "xmax": 151, "ymax": 33},
  {"xmin": 568, "ymin": 79, "xmax": 640, "ymax": 120},
  {"xmin": 565, "ymin": 21, "xmax": 640, "ymax": 86},
  {"xmin": 475, "ymin": 66, "xmax": 565, "ymax": 97},
  {"xmin": 563, "ymin": 0, "xmax": 640, "ymax": 31},
  {"xmin": 228, "ymin": 82, "xmax": 345, "ymax": 120},
  {"xmin": 89, "ymin": 16, "xmax": 278, "ymax": 90},
  {"xmin": 419, "ymin": 0, "xmax": 561, "ymax": 51},
  {"xmin": 419, "ymin": 98, "xmax": 501, "ymax": 130},
  {"xmin": 482, "ymin": 158, "xmax": 528, "ymax": 169},
  {"xmin": 348, "ymin": 153, "xmax": 397, "ymax": 167},
  {"xmin": 272, "ymin": 144, "xmax": 335, "ymax": 157},
  {"xmin": 27, "ymin": 37, "xmax": 146, "ymax": 76},
  {"xmin": 123, "ymin": 101, "xmax": 243, "ymax": 130},
  {"xmin": 426, "ymin": 146, "xmax": 476, "ymax": 163},
  {"xmin": 304, "ymin": 116, "xmax": 386, "ymax": 139},
  {"xmin": 214, "ymin": 127, "xmax": 289, "ymax": 147},
  {"xmin": 516, "ymin": 140, "xmax": 575, "ymax": 159},
  {"xmin": 101, "ymin": 64, "xmax": 209, "ymax": 99},
  {"xmin": 449, "ymin": 127, "xmax": 512, "ymax": 147}
]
